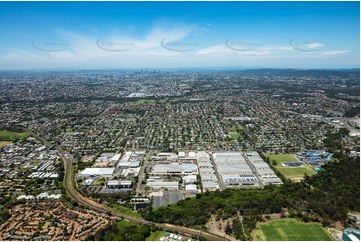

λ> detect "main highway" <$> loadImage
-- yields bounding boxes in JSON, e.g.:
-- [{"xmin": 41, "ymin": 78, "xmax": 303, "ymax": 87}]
[{"xmin": 25, "ymin": 128, "xmax": 226, "ymax": 241}]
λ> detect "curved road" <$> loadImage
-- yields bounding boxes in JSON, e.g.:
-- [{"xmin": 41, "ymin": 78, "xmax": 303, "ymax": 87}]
[
  {"xmin": 56, "ymin": 146, "xmax": 226, "ymax": 241},
  {"xmin": 26, "ymin": 128, "xmax": 227, "ymax": 240}
]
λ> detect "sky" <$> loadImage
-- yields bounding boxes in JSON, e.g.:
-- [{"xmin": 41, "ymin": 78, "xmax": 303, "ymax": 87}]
[{"xmin": 0, "ymin": 1, "xmax": 359, "ymax": 70}]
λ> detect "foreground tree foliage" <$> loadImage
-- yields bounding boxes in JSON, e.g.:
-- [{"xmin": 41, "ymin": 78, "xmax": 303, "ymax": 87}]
[{"xmin": 92, "ymin": 221, "xmax": 151, "ymax": 241}]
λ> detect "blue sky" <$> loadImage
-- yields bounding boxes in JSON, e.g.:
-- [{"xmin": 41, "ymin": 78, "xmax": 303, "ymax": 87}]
[{"xmin": 0, "ymin": 1, "xmax": 359, "ymax": 70}]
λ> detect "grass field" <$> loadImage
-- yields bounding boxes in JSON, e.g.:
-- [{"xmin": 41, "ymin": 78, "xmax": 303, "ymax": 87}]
[
  {"xmin": 117, "ymin": 219, "xmax": 135, "ymax": 228},
  {"xmin": 276, "ymin": 167, "xmax": 315, "ymax": 178},
  {"xmin": 252, "ymin": 218, "xmax": 333, "ymax": 241},
  {"xmin": 264, "ymin": 153, "xmax": 315, "ymax": 180},
  {"xmin": 264, "ymin": 153, "xmax": 297, "ymax": 165},
  {"xmin": 0, "ymin": 130, "xmax": 29, "ymax": 141},
  {"xmin": 229, "ymin": 124, "xmax": 244, "ymax": 141},
  {"xmin": 0, "ymin": 141, "xmax": 12, "ymax": 148},
  {"xmin": 111, "ymin": 204, "xmax": 143, "ymax": 219},
  {"xmin": 146, "ymin": 230, "xmax": 165, "ymax": 241},
  {"xmin": 229, "ymin": 132, "xmax": 243, "ymax": 140},
  {"xmin": 42, "ymin": 222, "xmax": 51, "ymax": 229},
  {"xmin": 231, "ymin": 124, "xmax": 244, "ymax": 132}
]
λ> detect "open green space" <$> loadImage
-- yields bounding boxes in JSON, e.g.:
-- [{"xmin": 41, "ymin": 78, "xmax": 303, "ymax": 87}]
[
  {"xmin": 94, "ymin": 178, "xmax": 106, "ymax": 186},
  {"xmin": 264, "ymin": 153, "xmax": 297, "ymax": 165},
  {"xmin": 276, "ymin": 167, "xmax": 315, "ymax": 179},
  {"xmin": 252, "ymin": 218, "xmax": 333, "ymax": 241},
  {"xmin": 100, "ymin": 219, "xmax": 152, "ymax": 241},
  {"xmin": 229, "ymin": 124, "xmax": 244, "ymax": 141},
  {"xmin": 231, "ymin": 124, "xmax": 244, "ymax": 132},
  {"xmin": 229, "ymin": 132, "xmax": 243, "ymax": 140},
  {"xmin": 0, "ymin": 130, "xmax": 29, "ymax": 141},
  {"xmin": 264, "ymin": 153, "xmax": 315, "ymax": 180},
  {"xmin": 111, "ymin": 204, "xmax": 143, "ymax": 219},
  {"xmin": 42, "ymin": 222, "xmax": 51, "ymax": 229},
  {"xmin": 146, "ymin": 230, "xmax": 165, "ymax": 241},
  {"xmin": 117, "ymin": 219, "xmax": 135, "ymax": 228}
]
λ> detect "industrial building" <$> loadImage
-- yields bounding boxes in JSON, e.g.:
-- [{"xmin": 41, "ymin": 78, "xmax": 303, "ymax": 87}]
[
  {"xmin": 245, "ymin": 151, "xmax": 264, "ymax": 163},
  {"xmin": 222, "ymin": 174, "xmax": 259, "ymax": 186},
  {"xmin": 213, "ymin": 152, "xmax": 247, "ymax": 165},
  {"xmin": 245, "ymin": 151, "xmax": 283, "ymax": 185},
  {"xmin": 147, "ymin": 180, "xmax": 179, "ymax": 190},
  {"xmin": 183, "ymin": 175, "xmax": 197, "ymax": 184},
  {"xmin": 106, "ymin": 180, "xmax": 132, "ymax": 189},
  {"xmin": 299, "ymin": 150, "xmax": 334, "ymax": 167},
  {"xmin": 151, "ymin": 163, "xmax": 197, "ymax": 176},
  {"xmin": 202, "ymin": 181, "xmax": 218, "ymax": 191},
  {"xmin": 342, "ymin": 228, "xmax": 360, "ymax": 241},
  {"xmin": 79, "ymin": 167, "xmax": 115, "ymax": 177},
  {"xmin": 213, "ymin": 152, "xmax": 258, "ymax": 188},
  {"xmin": 185, "ymin": 184, "xmax": 198, "ymax": 195},
  {"xmin": 151, "ymin": 191, "xmax": 184, "ymax": 208},
  {"xmin": 196, "ymin": 151, "xmax": 219, "ymax": 192},
  {"xmin": 217, "ymin": 164, "xmax": 252, "ymax": 174}
]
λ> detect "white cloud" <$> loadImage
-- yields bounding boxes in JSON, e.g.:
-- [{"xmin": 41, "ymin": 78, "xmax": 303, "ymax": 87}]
[
  {"xmin": 303, "ymin": 42, "xmax": 327, "ymax": 49},
  {"xmin": 321, "ymin": 50, "xmax": 350, "ymax": 56}
]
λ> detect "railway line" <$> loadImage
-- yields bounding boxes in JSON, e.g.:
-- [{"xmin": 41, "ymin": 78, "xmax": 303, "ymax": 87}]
[
  {"xmin": 57, "ymin": 145, "xmax": 226, "ymax": 241},
  {"xmin": 25, "ymin": 127, "xmax": 226, "ymax": 240}
]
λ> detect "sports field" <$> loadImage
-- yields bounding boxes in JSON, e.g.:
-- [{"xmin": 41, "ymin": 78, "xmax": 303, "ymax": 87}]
[
  {"xmin": 252, "ymin": 218, "xmax": 334, "ymax": 241},
  {"xmin": 264, "ymin": 153, "xmax": 315, "ymax": 180},
  {"xmin": 276, "ymin": 166, "xmax": 315, "ymax": 178},
  {"xmin": 0, "ymin": 130, "xmax": 29, "ymax": 141},
  {"xmin": 264, "ymin": 153, "xmax": 297, "ymax": 165}
]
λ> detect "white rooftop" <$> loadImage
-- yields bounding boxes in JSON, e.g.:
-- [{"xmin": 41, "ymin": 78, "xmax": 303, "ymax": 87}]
[{"xmin": 80, "ymin": 167, "xmax": 115, "ymax": 176}]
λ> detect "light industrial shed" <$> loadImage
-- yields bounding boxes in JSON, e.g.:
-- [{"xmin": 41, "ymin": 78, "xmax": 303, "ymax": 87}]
[{"xmin": 80, "ymin": 167, "xmax": 115, "ymax": 177}]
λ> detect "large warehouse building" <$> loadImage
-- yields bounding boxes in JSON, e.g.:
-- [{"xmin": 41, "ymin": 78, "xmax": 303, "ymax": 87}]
[
  {"xmin": 151, "ymin": 163, "xmax": 198, "ymax": 176},
  {"xmin": 79, "ymin": 168, "xmax": 115, "ymax": 177},
  {"xmin": 213, "ymin": 152, "xmax": 258, "ymax": 188},
  {"xmin": 245, "ymin": 152, "xmax": 282, "ymax": 185}
]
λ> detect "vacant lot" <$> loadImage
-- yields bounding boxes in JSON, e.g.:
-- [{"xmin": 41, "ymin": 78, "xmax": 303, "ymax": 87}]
[{"xmin": 252, "ymin": 218, "xmax": 333, "ymax": 241}]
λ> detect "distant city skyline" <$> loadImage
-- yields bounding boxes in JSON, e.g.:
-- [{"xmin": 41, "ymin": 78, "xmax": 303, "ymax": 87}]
[{"xmin": 0, "ymin": 1, "xmax": 359, "ymax": 70}]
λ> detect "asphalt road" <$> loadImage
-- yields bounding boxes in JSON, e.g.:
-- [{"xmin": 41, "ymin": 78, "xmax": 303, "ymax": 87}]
[
  {"xmin": 57, "ymin": 146, "xmax": 227, "ymax": 241},
  {"xmin": 26, "ymin": 128, "xmax": 227, "ymax": 240}
]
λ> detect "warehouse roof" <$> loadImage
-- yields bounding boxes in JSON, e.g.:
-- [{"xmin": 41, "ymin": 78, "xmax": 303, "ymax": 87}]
[
  {"xmin": 201, "ymin": 174, "xmax": 217, "ymax": 182},
  {"xmin": 217, "ymin": 164, "xmax": 252, "ymax": 174},
  {"xmin": 223, "ymin": 174, "xmax": 258, "ymax": 183},
  {"xmin": 202, "ymin": 181, "xmax": 218, "ymax": 189},
  {"xmin": 257, "ymin": 168, "xmax": 276, "ymax": 175},
  {"xmin": 152, "ymin": 164, "xmax": 183, "ymax": 173},
  {"xmin": 80, "ymin": 168, "xmax": 115, "ymax": 176},
  {"xmin": 263, "ymin": 177, "xmax": 283, "ymax": 184},
  {"xmin": 252, "ymin": 162, "xmax": 271, "ymax": 169},
  {"xmin": 185, "ymin": 184, "xmax": 197, "ymax": 191}
]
